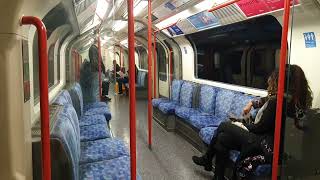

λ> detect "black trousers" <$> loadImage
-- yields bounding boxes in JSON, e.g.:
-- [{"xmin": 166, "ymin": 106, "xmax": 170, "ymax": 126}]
[
  {"xmin": 117, "ymin": 77, "xmax": 128, "ymax": 93},
  {"xmin": 102, "ymin": 81, "xmax": 109, "ymax": 96},
  {"xmin": 206, "ymin": 121, "xmax": 258, "ymax": 178}
]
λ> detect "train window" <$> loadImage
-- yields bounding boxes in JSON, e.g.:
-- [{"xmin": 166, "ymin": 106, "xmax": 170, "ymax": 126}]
[
  {"xmin": 135, "ymin": 46, "xmax": 148, "ymax": 70},
  {"xmin": 188, "ymin": 15, "xmax": 282, "ymax": 90},
  {"xmin": 156, "ymin": 42, "xmax": 167, "ymax": 81},
  {"xmin": 48, "ymin": 45, "xmax": 55, "ymax": 87}
]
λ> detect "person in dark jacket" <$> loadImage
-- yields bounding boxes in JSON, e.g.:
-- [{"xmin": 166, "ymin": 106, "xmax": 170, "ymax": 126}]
[{"xmin": 192, "ymin": 64, "xmax": 313, "ymax": 180}]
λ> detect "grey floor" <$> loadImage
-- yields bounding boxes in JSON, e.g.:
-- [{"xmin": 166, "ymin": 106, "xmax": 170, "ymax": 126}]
[{"xmin": 108, "ymin": 92, "xmax": 213, "ymax": 180}]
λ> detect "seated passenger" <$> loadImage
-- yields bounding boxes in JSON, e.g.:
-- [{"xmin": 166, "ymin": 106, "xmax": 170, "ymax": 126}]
[
  {"xmin": 192, "ymin": 64, "xmax": 313, "ymax": 180},
  {"xmin": 117, "ymin": 67, "xmax": 128, "ymax": 95}
]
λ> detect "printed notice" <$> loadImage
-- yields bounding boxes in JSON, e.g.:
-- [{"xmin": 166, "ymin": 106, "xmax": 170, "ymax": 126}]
[
  {"xmin": 303, "ymin": 32, "xmax": 317, "ymax": 48},
  {"xmin": 187, "ymin": 11, "xmax": 220, "ymax": 30}
]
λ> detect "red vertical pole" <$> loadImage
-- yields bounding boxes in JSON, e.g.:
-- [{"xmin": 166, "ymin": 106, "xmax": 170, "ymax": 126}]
[
  {"xmin": 127, "ymin": 0, "xmax": 137, "ymax": 179},
  {"xmin": 21, "ymin": 16, "xmax": 51, "ymax": 180},
  {"xmin": 153, "ymin": 32, "xmax": 157, "ymax": 98},
  {"xmin": 97, "ymin": 32, "xmax": 102, "ymax": 101},
  {"xmin": 169, "ymin": 49, "xmax": 173, "ymax": 83},
  {"xmin": 272, "ymin": 0, "xmax": 291, "ymax": 179},
  {"xmin": 147, "ymin": 0, "xmax": 153, "ymax": 148}
]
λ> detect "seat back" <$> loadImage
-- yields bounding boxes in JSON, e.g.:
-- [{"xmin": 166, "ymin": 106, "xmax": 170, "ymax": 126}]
[
  {"xmin": 54, "ymin": 90, "xmax": 73, "ymax": 106},
  {"xmin": 214, "ymin": 88, "xmax": 237, "ymax": 118},
  {"xmin": 51, "ymin": 105, "xmax": 81, "ymax": 180},
  {"xmin": 179, "ymin": 81, "xmax": 196, "ymax": 108},
  {"xmin": 199, "ymin": 85, "xmax": 217, "ymax": 114},
  {"xmin": 230, "ymin": 93, "xmax": 257, "ymax": 117},
  {"xmin": 74, "ymin": 83, "xmax": 84, "ymax": 116},
  {"xmin": 171, "ymin": 79, "xmax": 183, "ymax": 103},
  {"xmin": 69, "ymin": 88, "xmax": 82, "ymax": 118}
]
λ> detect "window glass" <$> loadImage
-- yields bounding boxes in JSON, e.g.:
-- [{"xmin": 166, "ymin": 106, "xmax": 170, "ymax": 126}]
[
  {"xmin": 156, "ymin": 42, "xmax": 167, "ymax": 81},
  {"xmin": 189, "ymin": 15, "xmax": 282, "ymax": 90}
]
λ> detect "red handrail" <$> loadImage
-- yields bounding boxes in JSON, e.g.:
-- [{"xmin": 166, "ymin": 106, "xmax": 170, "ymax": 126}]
[
  {"xmin": 154, "ymin": 21, "xmax": 178, "ymax": 33},
  {"xmin": 272, "ymin": 0, "xmax": 292, "ymax": 179},
  {"xmin": 98, "ymin": 31, "xmax": 103, "ymax": 101},
  {"xmin": 21, "ymin": 16, "xmax": 51, "ymax": 180},
  {"xmin": 153, "ymin": 32, "xmax": 157, "ymax": 98},
  {"xmin": 128, "ymin": 0, "xmax": 137, "ymax": 179},
  {"xmin": 147, "ymin": 0, "xmax": 153, "ymax": 148},
  {"xmin": 208, "ymin": 0, "xmax": 241, "ymax": 12}
]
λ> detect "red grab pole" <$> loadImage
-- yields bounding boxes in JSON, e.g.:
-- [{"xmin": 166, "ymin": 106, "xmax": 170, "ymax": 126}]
[
  {"xmin": 272, "ymin": 0, "xmax": 291, "ymax": 179},
  {"xmin": 21, "ymin": 16, "xmax": 51, "ymax": 180},
  {"xmin": 153, "ymin": 32, "xmax": 157, "ymax": 98},
  {"xmin": 97, "ymin": 31, "xmax": 103, "ymax": 101},
  {"xmin": 147, "ymin": 0, "xmax": 153, "ymax": 148},
  {"xmin": 208, "ymin": 0, "xmax": 240, "ymax": 12},
  {"xmin": 127, "ymin": 0, "xmax": 137, "ymax": 179},
  {"xmin": 169, "ymin": 49, "xmax": 173, "ymax": 83}
]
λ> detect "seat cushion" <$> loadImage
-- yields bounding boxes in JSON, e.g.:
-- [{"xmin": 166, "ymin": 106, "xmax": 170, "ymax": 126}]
[
  {"xmin": 152, "ymin": 98, "xmax": 169, "ymax": 108},
  {"xmin": 229, "ymin": 150, "xmax": 241, "ymax": 162},
  {"xmin": 84, "ymin": 107, "xmax": 111, "ymax": 121},
  {"xmin": 158, "ymin": 101, "xmax": 179, "ymax": 114},
  {"xmin": 215, "ymin": 89, "xmax": 237, "ymax": 118},
  {"xmin": 171, "ymin": 80, "xmax": 183, "ymax": 103},
  {"xmin": 80, "ymin": 124, "xmax": 111, "ymax": 142},
  {"xmin": 254, "ymin": 164, "xmax": 272, "ymax": 176},
  {"xmin": 180, "ymin": 82, "xmax": 195, "ymax": 108},
  {"xmin": 80, "ymin": 156, "xmax": 141, "ymax": 180},
  {"xmin": 230, "ymin": 93, "xmax": 256, "ymax": 117},
  {"xmin": 80, "ymin": 138, "xmax": 129, "ymax": 164},
  {"xmin": 188, "ymin": 114, "xmax": 225, "ymax": 130},
  {"xmin": 175, "ymin": 106, "xmax": 199, "ymax": 120},
  {"xmin": 79, "ymin": 115, "xmax": 106, "ymax": 127},
  {"xmin": 199, "ymin": 126, "xmax": 218, "ymax": 144},
  {"xmin": 84, "ymin": 102, "xmax": 108, "ymax": 112},
  {"xmin": 199, "ymin": 85, "xmax": 217, "ymax": 114}
]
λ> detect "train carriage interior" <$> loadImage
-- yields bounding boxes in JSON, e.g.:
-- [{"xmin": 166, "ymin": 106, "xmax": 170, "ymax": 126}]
[{"xmin": 1, "ymin": 0, "xmax": 320, "ymax": 179}]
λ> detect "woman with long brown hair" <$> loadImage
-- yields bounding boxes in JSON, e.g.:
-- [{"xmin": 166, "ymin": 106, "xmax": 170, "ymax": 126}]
[{"xmin": 192, "ymin": 64, "xmax": 313, "ymax": 180}]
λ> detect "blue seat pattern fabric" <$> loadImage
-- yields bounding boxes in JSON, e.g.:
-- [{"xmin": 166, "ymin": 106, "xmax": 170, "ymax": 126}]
[
  {"xmin": 215, "ymin": 89, "xmax": 237, "ymax": 118},
  {"xmin": 54, "ymin": 90, "xmax": 74, "ymax": 106},
  {"xmin": 229, "ymin": 150, "xmax": 240, "ymax": 162},
  {"xmin": 80, "ymin": 124, "xmax": 111, "ymax": 142},
  {"xmin": 179, "ymin": 82, "xmax": 195, "ymax": 108},
  {"xmin": 175, "ymin": 106, "xmax": 199, "ymax": 120},
  {"xmin": 74, "ymin": 83, "xmax": 84, "ymax": 115},
  {"xmin": 152, "ymin": 98, "xmax": 169, "ymax": 107},
  {"xmin": 230, "ymin": 93, "xmax": 257, "ymax": 117},
  {"xmin": 51, "ymin": 110, "xmax": 80, "ymax": 180},
  {"xmin": 84, "ymin": 107, "xmax": 111, "ymax": 121},
  {"xmin": 84, "ymin": 102, "xmax": 109, "ymax": 112},
  {"xmin": 188, "ymin": 114, "xmax": 224, "ymax": 130},
  {"xmin": 80, "ymin": 138, "xmax": 129, "ymax": 164},
  {"xmin": 158, "ymin": 101, "xmax": 179, "ymax": 114},
  {"xmin": 199, "ymin": 85, "xmax": 217, "ymax": 114},
  {"xmin": 171, "ymin": 79, "xmax": 183, "ymax": 103},
  {"xmin": 80, "ymin": 156, "xmax": 142, "ymax": 180},
  {"xmin": 79, "ymin": 115, "xmax": 106, "ymax": 127},
  {"xmin": 199, "ymin": 126, "xmax": 218, "ymax": 145}
]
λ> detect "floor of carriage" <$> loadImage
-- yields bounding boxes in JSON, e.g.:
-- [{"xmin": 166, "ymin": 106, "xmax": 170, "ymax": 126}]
[{"xmin": 107, "ymin": 92, "xmax": 213, "ymax": 180}]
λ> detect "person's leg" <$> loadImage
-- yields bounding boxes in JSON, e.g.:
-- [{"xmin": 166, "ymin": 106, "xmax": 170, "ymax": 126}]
[
  {"xmin": 193, "ymin": 121, "xmax": 252, "ymax": 171},
  {"xmin": 117, "ymin": 79, "xmax": 123, "ymax": 94}
]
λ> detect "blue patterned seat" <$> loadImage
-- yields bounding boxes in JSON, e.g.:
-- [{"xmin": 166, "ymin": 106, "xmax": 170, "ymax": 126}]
[
  {"xmin": 176, "ymin": 85, "xmax": 217, "ymax": 120},
  {"xmin": 175, "ymin": 106, "xmax": 200, "ymax": 120},
  {"xmin": 79, "ymin": 115, "xmax": 106, "ymax": 127},
  {"xmin": 84, "ymin": 102, "xmax": 109, "ymax": 112},
  {"xmin": 152, "ymin": 79, "xmax": 183, "ymax": 108},
  {"xmin": 159, "ymin": 81, "xmax": 195, "ymax": 115},
  {"xmin": 80, "ymin": 138, "xmax": 129, "ymax": 164},
  {"xmin": 152, "ymin": 98, "xmax": 169, "ymax": 107},
  {"xmin": 188, "ymin": 114, "xmax": 224, "ymax": 130},
  {"xmin": 230, "ymin": 93, "xmax": 258, "ymax": 118},
  {"xmin": 54, "ymin": 90, "xmax": 74, "ymax": 106},
  {"xmin": 199, "ymin": 126, "xmax": 218, "ymax": 145},
  {"xmin": 80, "ymin": 156, "xmax": 142, "ymax": 180},
  {"xmin": 80, "ymin": 124, "xmax": 111, "ymax": 142},
  {"xmin": 84, "ymin": 106, "xmax": 112, "ymax": 121},
  {"xmin": 215, "ymin": 89, "xmax": 237, "ymax": 118}
]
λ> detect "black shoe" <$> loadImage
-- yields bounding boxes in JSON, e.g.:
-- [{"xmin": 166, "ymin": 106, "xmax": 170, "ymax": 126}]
[{"xmin": 192, "ymin": 156, "xmax": 212, "ymax": 171}]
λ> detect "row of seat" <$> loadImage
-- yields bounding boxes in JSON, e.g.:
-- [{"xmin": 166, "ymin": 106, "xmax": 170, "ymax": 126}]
[
  {"xmin": 152, "ymin": 79, "xmax": 271, "ymax": 177},
  {"xmin": 52, "ymin": 83, "xmax": 141, "ymax": 180}
]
